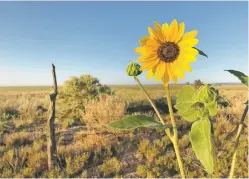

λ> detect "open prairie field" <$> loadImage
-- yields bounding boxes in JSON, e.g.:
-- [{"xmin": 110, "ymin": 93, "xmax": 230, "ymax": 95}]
[
  {"xmin": 0, "ymin": 84, "xmax": 246, "ymax": 99},
  {"xmin": 1, "ymin": 0, "xmax": 248, "ymax": 178},
  {"xmin": 0, "ymin": 84, "xmax": 248, "ymax": 178}
]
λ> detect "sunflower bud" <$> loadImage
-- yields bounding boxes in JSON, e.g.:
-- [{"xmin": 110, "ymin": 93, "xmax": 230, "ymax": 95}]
[
  {"xmin": 197, "ymin": 85, "xmax": 217, "ymax": 104},
  {"xmin": 126, "ymin": 61, "xmax": 142, "ymax": 76}
]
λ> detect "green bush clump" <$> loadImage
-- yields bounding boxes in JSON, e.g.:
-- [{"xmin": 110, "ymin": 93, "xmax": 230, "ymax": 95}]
[
  {"xmin": 64, "ymin": 153, "xmax": 90, "ymax": 177},
  {"xmin": 136, "ymin": 137, "xmax": 176, "ymax": 178},
  {"xmin": 98, "ymin": 157, "xmax": 122, "ymax": 177},
  {"xmin": 57, "ymin": 74, "xmax": 115, "ymax": 126}
]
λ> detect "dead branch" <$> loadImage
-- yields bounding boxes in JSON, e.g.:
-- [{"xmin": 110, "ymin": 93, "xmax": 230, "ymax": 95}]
[{"xmin": 47, "ymin": 63, "xmax": 58, "ymax": 170}]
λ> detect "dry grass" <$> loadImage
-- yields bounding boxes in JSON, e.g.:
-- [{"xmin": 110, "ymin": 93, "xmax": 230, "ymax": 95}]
[
  {"xmin": 0, "ymin": 84, "xmax": 248, "ymax": 178},
  {"xmin": 84, "ymin": 95, "xmax": 126, "ymax": 130},
  {"xmin": 4, "ymin": 132, "xmax": 34, "ymax": 147}
]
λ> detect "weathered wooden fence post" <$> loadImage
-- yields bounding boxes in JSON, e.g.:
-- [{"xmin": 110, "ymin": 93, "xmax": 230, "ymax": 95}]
[{"xmin": 47, "ymin": 63, "xmax": 58, "ymax": 169}]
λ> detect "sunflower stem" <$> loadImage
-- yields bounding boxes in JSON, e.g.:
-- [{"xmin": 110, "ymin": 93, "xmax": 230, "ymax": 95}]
[
  {"xmin": 133, "ymin": 77, "xmax": 173, "ymax": 139},
  {"xmin": 210, "ymin": 120, "xmax": 219, "ymax": 178},
  {"xmin": 165, "ymin": 84, "xmax": 185, "ymax": 178},
  {"xmin": 229, "ymin": 105, "xmax": 248, "ymax": 179},
  {"xmin": 133, "ymin": 76, "xmax": 166, "ymax": 126}
]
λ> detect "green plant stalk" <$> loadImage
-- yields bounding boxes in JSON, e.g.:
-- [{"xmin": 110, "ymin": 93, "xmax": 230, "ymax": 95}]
[
  {"xmin": 134, "ymin": 77, "xmax": 185, "ymax": 178},
  {"xmin": 165, "ymin": 85, "xmax": 185, "ymax": 178},
  {"xmin": 210, "ymin": 121, "xmax": 219, "ymax": 178},
  {"xmin": 133, "ymin": 77, "xmax": 172, "ymax": 137},
  {"xmin": 229, "ymin": 105, "xmax": 248, "ymax": 178}
]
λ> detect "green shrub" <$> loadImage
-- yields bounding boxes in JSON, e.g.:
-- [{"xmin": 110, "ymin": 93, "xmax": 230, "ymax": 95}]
[
  {"xmin": 0, "ymin": 166, "xmax": 13, "ymax": 178},
  {"xmin": 57, "ymin": 74, "xmax": 114, "ymax": 124},
  {"xmin": 136, "ymin": 165, "xmax": 148, "ymax": 178},
  {"xmin": 18, "ymin": 167, "xmax": 35, "ymax": 178},
  {"xmin": 81, "ymin": 170, "xmax": 88, "ymax": 178},
  {"xmin": 58, "ymin": 136, "xmax": 65, "ymax": 145},
  {"xmin": 98, "ymin": 157, "xmax": 122, "ymax": 177},
  {"xmin": 27, "ymin": 151, "xmax": 47, "ymax": 174},
  {"xmin": 4, "ymin": 132, "xmax": 33, "ymax": 147},
  {"xmin": 32, "ymin": 139, "xmax": 45, "ymax": 152},
  {"xmin": 1, "ymin": 149, "xmax": 28, "ymax": 176},
  {"xmin": 179, "ymin": 135, "xmax": 190, "ymax": 149},
  {"xmin": 65, "ymin": 153, "xmax": 89, "ymax": 177},
  {"xmin": 137, "ymin": 139, "xmax": 150, "ymax": 160},
  {"xmin": 194, "ymin": 79, "xmax": 204, "ymax": 89},
  {"xmin": 41, "ymin": 167, "xmax": 65, "ymax": 178}
]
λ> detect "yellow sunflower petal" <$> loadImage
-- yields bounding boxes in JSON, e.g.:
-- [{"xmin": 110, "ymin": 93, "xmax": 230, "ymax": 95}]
[
  {"xmin": 146, "ymin": 65, "xmax": 157, "ymax": 79},
  {"xmin": 175, "ymin": 22, "xmax": 185, "ymax": 43},
  {"xmin": 175, "ymin": 52, "xmax": 194, "ymax": 71},
  {"xmin": 168, "ymin": 19, "xmax": 179, "ymax": 42},
  {"xmin": 155, "ymin": 62, "xmax": 166, "ymax": 81},
  {"xmin": 135, "ymin": 46, "xmax": 157, "ymax": 55},
  {"xmin": 135, "ymin": 46, "xmax": 143, "ymax": 54},
  {"xmin": 148, "ymin": 27, "xmax": 156, "ymax": 38},
  {"xmin": 178, "ymin": 39, "xmax": 199, "ymax": 48},
  {"xmin": 179, "ymin": 47, "xmax": 198, "ymax": 62},
  {"xmin": 153, "ymin": 22, "xmax": 164, "ymax": 41},
  {"xmin": 181, "ymin": 53, "xmax": 198, "ymax": 63},
  {"xmin": 139, "ymin": 36, "xmax": 150, "ymax": 46},
  {"xmin": 140, "ymin": 59, "xmax": 160, "ymax": 70},
  {"xmin": 137, "ymin": 54, "xmax": 157, "ymax": 63},
  {"xmin": 172, "ymin": 59, "xmax": 185, "ymax": 79},
  {"xmin": 180, "ymin": 46, "xmax": 198, "ymax": 54},
  {"xmin": 162, "ymin": 69, "xmax": 170, "ymax": 86},
  {"xmin": 183, "ymin": 63, "xmax": 192, "ymax": 72},
  {"xmin": 162, "ymin": 23, "xmax": 169, "ymax": 42},
  {"xmin": 145, "ymin": 38, "xmax": 161, "ymax": 48},
  {"xmin": 154, "ymin": 21, "xmax": 161, "ymax": 31},
  {"xmin": 167, "ymin": 63, "xmax": 178, "ymax": 83},
  {"xmin": 135, "ymin": 47, "xmax": 148, "ymax": 55},
  {"xmin": 181, "ymin": 30, "xmax": 198, "ymax": 41},
  {"xmin": 177, "ymin": 71, "xmax": 185, "ymax": 79},
  {"xmin": 146, "ymin": 69, "xmax": 154, "ymax": 79},
  {"xmin": 184, "ymin": 55, "xmax": 197, "ymax": 63},
  {"xmin": 148, "ymin": 27, "xmax": 163, "ymax": 44}
]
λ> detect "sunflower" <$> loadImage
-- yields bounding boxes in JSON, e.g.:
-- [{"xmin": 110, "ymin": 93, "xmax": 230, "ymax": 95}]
[{"xmin": 135, "ymin": 19, "xmax": 199, "ymax": 86}]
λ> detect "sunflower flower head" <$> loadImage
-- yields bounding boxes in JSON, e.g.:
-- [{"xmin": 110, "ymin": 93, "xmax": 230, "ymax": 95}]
[{"xmin": 135, "ymin": 19, "xmax": 199, "ymax": 86}]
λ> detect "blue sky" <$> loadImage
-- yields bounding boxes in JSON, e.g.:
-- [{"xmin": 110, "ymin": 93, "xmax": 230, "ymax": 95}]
[{"xmin": 0, "ymin": 1, "xmax": 248, "ymax": 86}]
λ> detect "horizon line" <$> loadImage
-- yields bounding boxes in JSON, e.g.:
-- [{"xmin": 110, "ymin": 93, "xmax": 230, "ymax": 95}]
[{"xmin": 0, "ymin": 82, "xmax": 243, "ymax": 87}]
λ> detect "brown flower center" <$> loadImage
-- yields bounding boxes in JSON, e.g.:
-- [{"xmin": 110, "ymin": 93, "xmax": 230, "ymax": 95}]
[{"xmin": 157, "ymin": 42, "xmax": 180, "ymax": 62}]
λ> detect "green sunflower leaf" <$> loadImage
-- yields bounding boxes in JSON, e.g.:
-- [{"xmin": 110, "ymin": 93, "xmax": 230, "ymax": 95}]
[
  {"xmin": 197, "ymin": 85, "xmax": 217, "ymax": 104},
  {"xmin": 175, "ymin": 102, "xmax": 194, "ymax": 114},
  {"xmin": 245, "ymin": 100, "xmax": 248, "ymax": 106},
  {"xmin": 225, "ymin": 70, "xmax": 248, "ymax": 86},
  {"xmin": 176, "ymin": 85, "xmax": 196, "ymax": 104},
  {"xmin": 175, "ymin": 102, "xmax": 201, "ymax": 122},
  {"xmin": 189, "ymin": 117, "xmax": 213, "ymax": 174},
  {"xmin": 193, "ymin": 47, "xmax": 208, "ymax": 58},
  {"xmin": 205, "ymin": 99, "xmax": 218, "ymax": 116},
  {"xmin": 180, "ymin": 105, "xmax": 201, "ymax": 122},
  {"xmin": 108, "ymin": 115, "xmax": 164, "ymax": 130},
  {"xmin": 175, "ymin": 86, "xmax": 199, "ymax": 122}
]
